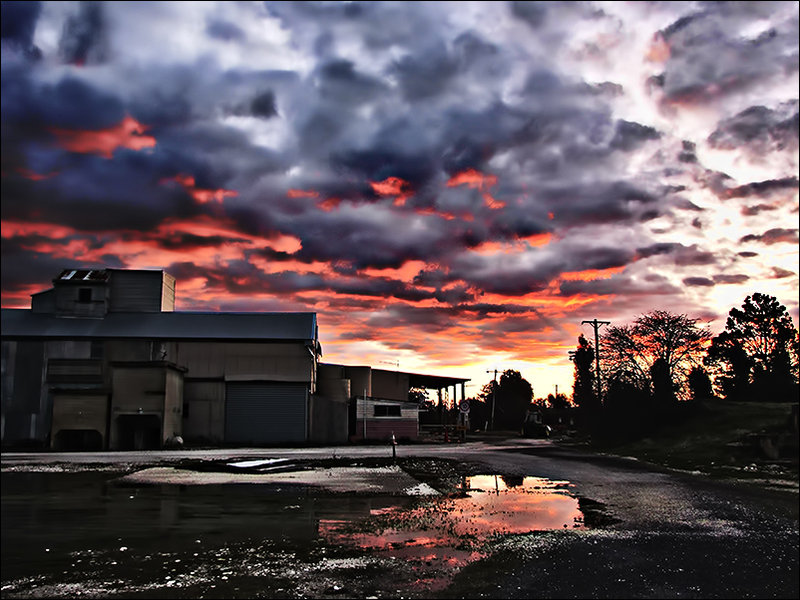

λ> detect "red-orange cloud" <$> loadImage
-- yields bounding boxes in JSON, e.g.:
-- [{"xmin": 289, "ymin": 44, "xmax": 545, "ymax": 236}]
[
  {"xmin": 51, "ymin": 115, "xmax": 156, "ymax": 159},
  {"xmin": 447, "ymin": 168, "xmax": 505, "ymax": 209},
  {"xmin": 370, "ymin": 176, "xmax": 413, "ymax": 207},
  {"xmin": 162, "ymin": 174, "xmax": 238, "ymax": 204},
  {"xmin": 287, "ymin": 189, "xmax": 320, "ymax": 199},
  {"xmin": 15, "ymin": 168, "xmax": 59, "ymax": 181}
]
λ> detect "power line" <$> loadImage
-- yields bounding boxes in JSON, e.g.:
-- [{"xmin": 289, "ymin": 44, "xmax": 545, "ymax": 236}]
[
  {"xmin": 582, "ymin": 318, "xmax": 610, "ymax": 403},
  {"xmin": 486, "ymin": 369, "xmax": 498, "ymax": 430}
]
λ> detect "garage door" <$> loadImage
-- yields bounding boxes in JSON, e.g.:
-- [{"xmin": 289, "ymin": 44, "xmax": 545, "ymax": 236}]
[{"xmin": 225, "ymin": 382, "xmax": 307, "ymax": 444}]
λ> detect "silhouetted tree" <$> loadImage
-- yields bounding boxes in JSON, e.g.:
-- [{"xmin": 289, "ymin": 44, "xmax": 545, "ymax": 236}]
[
  {"xmin": 467, "ymin": 398, "xmax": 490, "ymax": 430},
  {"xmin": 603, "ymin": 310, "xmax": 711, "ymax": 400},
  {"xmin": 705, "ymin": 293, "xmax": 799, "ymax": 401},
  {"xmin": 687, "ymin": 366, "xmax": 714, "ymax": 403},
  {"xmin": 408, "ymin": 387, "xmax": 429, "ymax": 405},
  {"xmin": 546, "ymin": 392, "xmax": 571, "ymax": 410},
  {"xmin": 650, "ymin": 357, "xmax": 676, "ymax": 406},
  {"xmin": 571, "ymin": 334, "xmax": 596, "ymax": 409},
  {"xmin": 605, "ymin": 371, "xmax": 650, "ymax": 414},
  {"xmin": 480, "ymin": 370, "xmax": 533, "ymax": 430},
  {"xmin": 600, "ymin": 369, "xmax": 653, "ymax": 442},
  {"xmin": 531, "ymin": 397, "xmax": 548, "ymax": 410}
]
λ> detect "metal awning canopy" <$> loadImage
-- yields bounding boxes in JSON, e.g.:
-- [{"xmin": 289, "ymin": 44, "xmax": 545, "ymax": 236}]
[{"xmin": 407, "ymin": 372, "xmax": 470, "ymax": 390}]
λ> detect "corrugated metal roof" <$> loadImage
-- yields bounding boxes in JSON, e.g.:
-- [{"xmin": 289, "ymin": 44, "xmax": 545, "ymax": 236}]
[{"xmin": 1, "ymin": 309, "xmax": 317, "ymax": 342}]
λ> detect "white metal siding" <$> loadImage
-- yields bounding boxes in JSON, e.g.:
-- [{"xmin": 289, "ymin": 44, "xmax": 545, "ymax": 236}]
[{"xmin": 225, "ymin": 382, "xmax": 307, "ymax": 444}]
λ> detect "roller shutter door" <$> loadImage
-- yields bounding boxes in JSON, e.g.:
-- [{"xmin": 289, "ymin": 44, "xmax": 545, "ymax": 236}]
[{"xmin": 225, "ymin": 382, "xmax": 307, "ymax": 444}]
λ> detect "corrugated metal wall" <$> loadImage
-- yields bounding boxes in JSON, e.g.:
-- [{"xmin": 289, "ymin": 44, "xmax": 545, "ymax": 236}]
[
  {"xmin": 109, "ymin": 271, "xmax": 164, "ymax": 312},
  {"xmin": 225, "ymin": 382, "xmax": 307, "ymax": 444}
]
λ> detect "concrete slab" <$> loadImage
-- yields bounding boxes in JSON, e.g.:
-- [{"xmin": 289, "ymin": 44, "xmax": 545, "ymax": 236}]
[{"xmin": 115, "ymin": 464, "xmax": 440, "ymax": 495}]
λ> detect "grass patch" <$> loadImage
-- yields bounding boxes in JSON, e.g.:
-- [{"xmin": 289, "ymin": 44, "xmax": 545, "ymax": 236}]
[{"xmin": 591, "ymin": 399, "xmax": 798, "ymax": 481}]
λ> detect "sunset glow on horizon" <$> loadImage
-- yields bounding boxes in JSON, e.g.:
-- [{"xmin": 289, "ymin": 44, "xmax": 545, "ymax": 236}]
[{"xmin": 2, "ymin": 1, "xmax": 798, "ymax": 400}]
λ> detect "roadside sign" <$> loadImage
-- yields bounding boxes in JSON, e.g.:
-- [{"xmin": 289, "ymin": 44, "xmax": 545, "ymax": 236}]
[{"xmin": 459, "ymin": 400, "xmax": 470, "ymax": 413}]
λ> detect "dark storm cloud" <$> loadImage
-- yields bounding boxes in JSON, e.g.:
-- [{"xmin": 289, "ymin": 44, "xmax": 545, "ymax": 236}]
[
  {"xmin": 1, "ymin": 0, "xmax": 42, "ymax": 58},
  {"xmin": 712, "ymin": 274, "xmax": 750, "ymax": 285},
  {"xmin": 610, "ymin": 120, "xmax": 662, "ymax": 152},
  {"xmin": 559, "ymin": 274, "xmax": 680, "ymax": 298},
  {"xmin": 391, "ymin": 40, "xmax": 459, "ymax": 100},
  {"xmin": 331, "ymin": 146, "xmax": 438, "ymax": 192},
  {"xmin": 265, "ymin": 0, "xmax": 444, "ymax": 53},
  {"xmin": 683, "ymin": 277, "xmax": 715, "ymax": 287},
  {"xmin": 739, "ymin": 228, "xmax": 800, "ymax": 245},
  {"xmin": 658, "ymin": 2, "xmax": 799, "ymax": 105},
  {"xmin": 723, "ymin": 177, "xmax": 799, "ymax": 199},
  {"xmin": 59, "ymin": 1, "xmax": 108, "ymax": 65},
  {"xmin": 363, "ymin": 301, "xmax": 549, "ymax": 334},
  {"xmin": 442, "ymin": 244, "xmax": 635, "ymax": 297},
  {"xmin": 536, "ymin": 180, "xmax": 660, "ymax": 227},
  {"xmin": 636, "ymin": 242, "xmax": 682, "ymax": 258},
  {"xmin": 155, "ymin": 232, "xmax": 251, "ymax": 251},
  {"xmin": 677, "ymin": 140, "xmax": 697, "ymax": 163},
  {"xmin": 479, "ymin": 315, "xmax": 550, "ymax": 335},
  {"xmin": 1, "ymin": 71, "xmax": 125, "ymax": 131},
  {"xmin": 741, "ymin": 204, "xmax": 778, "ymax": 217},
  {"xmin": 2, "ymin": 0, "xmax": 796, "ymax": 348},
  {"xmin": 771, "ymin": 267, "xmax": 795, "ymax": 279},
  {"xmin": 673, "ymin": 197, "xmax": 704, "ymax": 211},
  {"xmin": 167, "ymin": 260, "xmax": 438, "ymax": 304},
  {"xmin": 510, "ymin": 1, "xmax": 548, "ymax": 28},
  {"xmin": 315, "ymin": 59, "xmax": 387, "ymax": 104},
  {"xmin": 636, "ymin": 242, "xmax": 718, "ymax": 266},
  {"xmin": 0, "ymin": 235, "xmax": 124, "ymax": 294},
  {"xmin": 510, "ymin": 1, "xmax": 604, "ymax": 31},
  {"xmin": 283, "ymin": 206, "xmax": 457, "ymax": 271},
  {"xmin": 250, "ymin": 90, "xmax": 277, "ymax": 119},
  {"xmin": 1, "ymin": 150, "xmax": 204, "ymax": 232},
  {"xmin": 205, "ymin": 19, "xmax": 246, "ymax": 42},
  {"xmin": 708, "ymin": 101, "xmax": 798, "ymax": 153},
  {"xmin": 673, "ymin": 245, "xmax": 718, "ymax": 266}
]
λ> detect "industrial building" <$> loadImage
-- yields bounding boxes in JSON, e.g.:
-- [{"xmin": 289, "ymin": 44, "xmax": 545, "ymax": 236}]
[{"xmin": 1, "ymin": 268, "xmax": 468, "ymax": 449}]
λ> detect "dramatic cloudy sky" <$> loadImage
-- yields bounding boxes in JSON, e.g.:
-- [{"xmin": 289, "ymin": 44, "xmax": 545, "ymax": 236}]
[{"xmin": 2, "ymin": 1, "xmax": 798, "ymax": 399}]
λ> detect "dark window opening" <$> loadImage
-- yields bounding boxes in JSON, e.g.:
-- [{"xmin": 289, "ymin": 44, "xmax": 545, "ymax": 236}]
[
  {"xmin": 90, "ymin": 340, "xmax": 104, "ymax": 359},
  {"xmin": 78, "ymin": 288, "xmax": 92, "ymax": 303},
  {"xmin": 374, "ymin": 405, "xmax": 402, "ymax": 417}
]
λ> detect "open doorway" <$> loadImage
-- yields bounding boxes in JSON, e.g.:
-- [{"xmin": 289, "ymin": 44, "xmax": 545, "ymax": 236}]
[{"xmin": 115, "ymin": 414, "xmax": 161, "ymax": 450}]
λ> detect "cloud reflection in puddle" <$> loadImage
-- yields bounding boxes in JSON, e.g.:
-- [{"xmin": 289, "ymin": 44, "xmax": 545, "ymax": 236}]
[{"xmin": 319, "ymin": 474, "xmax": 587, "ymax": 591}]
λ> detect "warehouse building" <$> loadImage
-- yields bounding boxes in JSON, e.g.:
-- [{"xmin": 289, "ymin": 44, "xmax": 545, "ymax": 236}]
[
  {"xmin": 1, "ymin": 268, "xmax": 469, "ymax": 450},
  {"xmin": 1, "ymin": 268, "xmax": 322, "ymax": 449}
]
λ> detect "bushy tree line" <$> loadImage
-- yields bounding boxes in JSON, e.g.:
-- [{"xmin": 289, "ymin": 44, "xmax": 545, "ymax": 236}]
[
  {"xmin": 570, "ymin": 293, "xmax": 798, "ymax": 440},
  {"xmin": 477, "ymin": 369, "xmax": 534, "ymax": 430}
]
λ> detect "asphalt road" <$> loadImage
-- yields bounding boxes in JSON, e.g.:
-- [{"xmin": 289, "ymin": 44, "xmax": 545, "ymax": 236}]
[{"xmin": 2, "ymin": 439, "xmax": 798, "ymax": 598}]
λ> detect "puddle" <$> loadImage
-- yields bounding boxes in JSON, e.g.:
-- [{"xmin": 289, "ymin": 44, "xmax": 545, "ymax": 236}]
[
  {"xmin": 1, "ymin": 471, "xmax": 417, "ymax": 597},
  {"xmin": 1, "ymin": 469, "xmax": 593, "ymax": 598},
  {"xmin": 319, "ymin": 474, "xmax": 588, "ymax": 592}
]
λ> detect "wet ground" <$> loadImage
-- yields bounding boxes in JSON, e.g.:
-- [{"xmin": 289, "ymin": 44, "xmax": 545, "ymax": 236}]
[
  {"xmin": 2, "ymin": 442, "xmax": 798, "ymax": 598},
  {"xmin": 2, "ymin": 456, "xmax": 606, "ymax": 598}
]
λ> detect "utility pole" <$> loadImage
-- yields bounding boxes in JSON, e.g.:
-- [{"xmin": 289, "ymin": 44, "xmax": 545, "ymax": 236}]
[
  {"xmin": 582, "ymin": 319, "xmax": 610, "ymax": 404},
  {"xmin": 486, "ymin": 369, "xmax": 498, "ymax": 430}
]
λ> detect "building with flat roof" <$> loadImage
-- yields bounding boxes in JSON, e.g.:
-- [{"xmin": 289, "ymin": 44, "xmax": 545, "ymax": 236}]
[{"xmin": 1, "ymin": 268, "xmax": 468, "ymax": 449}]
